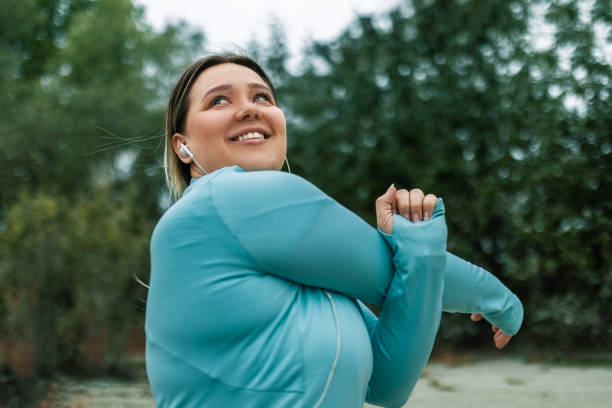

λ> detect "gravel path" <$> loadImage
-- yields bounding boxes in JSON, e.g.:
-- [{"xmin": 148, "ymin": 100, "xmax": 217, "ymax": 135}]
[{"xmin": 51, "ymin": 359, "xmax": 612, "ymax": 407}]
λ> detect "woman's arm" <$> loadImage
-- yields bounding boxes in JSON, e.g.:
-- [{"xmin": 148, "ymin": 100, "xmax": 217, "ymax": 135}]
[
  {"xmin": 208, "ymin": 168, "xmax": 522, "ymax": 405},
  {"xmin": 356, "ymin": 254, "xmax": 524, "ymax": 344},
  {"xmin": 209, "ymin": 169, "xmax": 522, "ymax": 336},
  {"xmin": 209, "ymin": 169, "xmax": 394, "ymax": 306},
  {"xmin": 362, "ymin": 200, "xmax": 447, "ymax": 407},
  {"xmin": 357, "ymin": 252, "xmax": 523, "ymax": 404},
  {"xmin": 442, "ymin": 253, "xmax": 523, "ymax": 336}
]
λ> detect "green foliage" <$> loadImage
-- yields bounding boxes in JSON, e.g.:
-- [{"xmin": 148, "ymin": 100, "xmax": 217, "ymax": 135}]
[
  {"xmin": 0, "ymin": 0, "xmax": 204, "ymax": 401},
  {"xmin": 0, "ymin": 1, "xmax": 610, "ymax": 402},
  {"xmin": 0, "ymin": 185, "xmax": 152, "ymax": 401},
  {"xmin": 0, "ymin": 0, "xmax": 204, "ymax": 209},
  {"xmin": 265, "ymin": 0, "xmax": 611, "ymax": 349},
  {"xmin": 0, "ymin": 0, "xmax": 94, "ymax": 80}
]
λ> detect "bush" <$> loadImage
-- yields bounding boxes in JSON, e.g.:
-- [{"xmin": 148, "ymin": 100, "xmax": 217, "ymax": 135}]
[{"xmin": 0, "ymin": 184, "xmax": 152, "ymax": 403}]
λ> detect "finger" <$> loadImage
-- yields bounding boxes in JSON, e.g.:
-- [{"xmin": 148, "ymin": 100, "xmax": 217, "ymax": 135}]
[
  {"xmin": 423, "ymin": 194, "xmax": 437, "ymax": 220},
  {"xmin": 470, "ymin": 314, "xmax": 483, "ymax": 321},
  {"xmin": 396, "ymin": 189, "xmax": 411, "ymax": 219},
  {"xmin": 375, "ymin": 184, "xmax": 396, "ymax": 218},
  {"xmin": 409, "ymin": 188, "xmax": 425, "ymax": 222},
  {"xmin": 392, "ymin": 194, "xmax": 398, "ymax": 214},
  {"xmin": 492, "ymin": 325, "xmax": 499, "ymax": 333},
  {"xmin": 494, "ymin": 331, "xmax": 512, "ymax": 349},
  {"xmin": 375, "ymin": 184, "xmax": 397, "ymax": 234}
]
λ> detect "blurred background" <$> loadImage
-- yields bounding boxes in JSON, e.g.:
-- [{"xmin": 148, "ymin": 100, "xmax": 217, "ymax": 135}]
[{"xmin": 0, "ymin": 0, "xmax": 610, "ymax": 406}]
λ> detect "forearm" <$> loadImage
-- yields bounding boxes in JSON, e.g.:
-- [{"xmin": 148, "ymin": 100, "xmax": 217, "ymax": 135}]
[
  {"xmin": 362, "ymin": 211, "xmax": 522, "ymax": 404},
  {"xmin": 365, "ymin": 202, "xmax": 447, "ymax": 407},
  {"xmin": 442, "ymin": 252, "xmax": 523, "ymax": 335}
]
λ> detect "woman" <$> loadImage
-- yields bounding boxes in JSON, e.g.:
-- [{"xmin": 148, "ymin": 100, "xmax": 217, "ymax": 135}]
[{"xmin": 145, "ymin": 54, "xmax": 523, "ymax": 408}]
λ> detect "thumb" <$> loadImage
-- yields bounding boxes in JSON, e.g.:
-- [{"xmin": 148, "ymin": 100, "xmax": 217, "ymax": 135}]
[{"xmin": 376, "ymin": 184, "xmax": 396, "ymax": 234}]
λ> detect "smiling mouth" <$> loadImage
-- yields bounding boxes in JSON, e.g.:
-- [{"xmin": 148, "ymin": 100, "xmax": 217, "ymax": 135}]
[{"xmin": 229, "ymin": 131, "xmax": 270, "ymax": 142}]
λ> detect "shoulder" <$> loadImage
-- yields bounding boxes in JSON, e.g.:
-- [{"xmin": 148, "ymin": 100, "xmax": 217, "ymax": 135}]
[
  {"xmin": 150, "ymin": 172, "xmax": 219, "ymax": 245},
  {"xmin": 209, "ymin": 167, "xmax": 330, "ymax": 207}
]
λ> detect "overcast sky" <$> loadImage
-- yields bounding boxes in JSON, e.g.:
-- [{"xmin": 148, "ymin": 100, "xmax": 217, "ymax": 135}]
[
  {"xmin": 135, "ymin": 0, "xmax": 400, "ymax": 57},
  {"xmin": 135, "ymin": 0, "xmax": 611, "ymax": 70}
]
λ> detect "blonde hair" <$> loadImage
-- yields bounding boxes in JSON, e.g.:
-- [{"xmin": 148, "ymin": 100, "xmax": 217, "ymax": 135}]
[{"xmin": 163, "ymin": 54, "xmax": 277, "ymax": 200}]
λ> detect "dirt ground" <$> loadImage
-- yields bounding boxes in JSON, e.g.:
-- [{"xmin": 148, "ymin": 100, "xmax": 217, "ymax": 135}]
[
  {"xmin": 51, "ymin": 358, "xmax": 612, "ymax": 407},
  {"xmin": 368, "ymin": 358, "xmax": 612, "ymax": 408}
]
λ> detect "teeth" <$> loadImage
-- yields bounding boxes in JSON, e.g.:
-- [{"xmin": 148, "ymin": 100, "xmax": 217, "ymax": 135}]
[{"xmin": 236, "ymin": 132, "xmax": 265, "ymax": 142}]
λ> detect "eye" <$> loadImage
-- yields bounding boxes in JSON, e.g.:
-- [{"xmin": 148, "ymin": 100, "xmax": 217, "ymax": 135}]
[
  {"xmin": 210, "ymin": 95, "xmax": 229, "ymax": 106},
  {"xmin": 254, "ymin": 93, "xmax": 273, "ymax": 104}
]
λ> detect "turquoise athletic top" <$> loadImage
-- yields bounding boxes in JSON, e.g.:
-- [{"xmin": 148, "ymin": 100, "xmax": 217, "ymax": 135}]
[{"xmin": 145, "ymin": 166, "xmax": 523, "ymax": 408}]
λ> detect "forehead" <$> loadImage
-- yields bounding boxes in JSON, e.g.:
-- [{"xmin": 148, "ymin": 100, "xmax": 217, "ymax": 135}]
[{"xmin": 190, "ymin": 63, "xmax": 266, "ymax": 98}]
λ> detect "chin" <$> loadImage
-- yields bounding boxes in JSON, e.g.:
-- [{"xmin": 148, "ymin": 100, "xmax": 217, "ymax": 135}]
[
  {"xmin": 238, "ymin": 158, "xmax": 284, "ymax": 172},
  {"xmin": 236, "ymin": 152, "xmax": 285, "ymax": 172}
]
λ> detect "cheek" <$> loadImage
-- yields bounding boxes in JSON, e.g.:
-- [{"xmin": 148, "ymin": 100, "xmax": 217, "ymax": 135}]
[
  {"xmin": 271, "ymin": 109, "xmax": 287, "ymax": 135},
  {"xmin": 277, "ymin": 109, "xmax": 287, "ymax": 128},
  {"xmin": 187, "ymin": 114, "xmax": 226, "ymax": 144},
  {"xmin": 273, "ymin": 112, "xmax": 287, "ymax": 154}
]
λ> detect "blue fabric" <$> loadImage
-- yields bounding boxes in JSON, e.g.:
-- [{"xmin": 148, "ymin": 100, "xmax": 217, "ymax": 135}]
[{"xmin": 145, "ymin": 166, "xmax": 523, "ymax": 407}]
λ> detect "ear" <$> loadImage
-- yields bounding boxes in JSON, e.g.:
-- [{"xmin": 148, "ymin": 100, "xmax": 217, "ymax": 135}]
[{"xmin": 172, "ymin": 133, "xmax": 192, "ymax": 164}]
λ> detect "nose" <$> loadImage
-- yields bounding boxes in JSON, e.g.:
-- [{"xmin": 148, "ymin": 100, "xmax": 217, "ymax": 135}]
[{"xmin": 235, "ymin": 99, "xmax": 259, "ymax": 121}]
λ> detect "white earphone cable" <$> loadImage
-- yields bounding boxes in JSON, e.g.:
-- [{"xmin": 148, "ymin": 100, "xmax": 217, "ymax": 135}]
[{"xmin": 191, "ymin": 156, "xmax": 208, "ymax": 175}]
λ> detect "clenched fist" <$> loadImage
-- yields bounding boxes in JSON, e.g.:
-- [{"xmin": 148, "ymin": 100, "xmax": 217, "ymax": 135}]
[{"xmin": 375, "ymin": 184, "xmax": 438, "ymax": 234}]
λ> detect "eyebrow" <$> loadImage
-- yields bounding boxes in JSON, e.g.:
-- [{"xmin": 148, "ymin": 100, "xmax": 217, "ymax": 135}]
[{"xmin": 201, "ymin": 83, "xmax": 272, "ymax": 103}]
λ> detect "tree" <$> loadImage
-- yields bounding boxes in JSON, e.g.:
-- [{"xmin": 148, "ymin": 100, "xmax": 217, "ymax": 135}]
[
  {"xmin": 0, "ymin": 185, "xmax": 152, "ymax": 405},
  {"xmin": 0, "ymin": 0, "xmax": 205, "ymax": 403},
  {"xmin": 278, "ymin": 0, "xmax": 611, "ymax": 350},
  {"xmin": 0, "ymin": 0, "xmax": 204, "ymax": 213}
]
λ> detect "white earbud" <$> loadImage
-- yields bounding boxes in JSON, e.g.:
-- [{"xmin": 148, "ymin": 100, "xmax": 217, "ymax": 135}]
[
  {"xmin": 179, "ymin": 143, "xmax": 208, "ymax": 175},
  {"xmin": 180, "ymin": 143, "xmax": 194, "ymax": 158}
]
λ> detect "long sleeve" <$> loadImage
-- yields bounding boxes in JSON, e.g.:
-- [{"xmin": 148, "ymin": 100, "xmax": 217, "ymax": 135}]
[
  {"xmin": 210, "ymin": 169, "xmax": 447, "ymax": 407},
  {"xmin": 358, "ymin": 253, "xmax": 524, "ymax": 406},
  {"xmin": 209, "ymin": 169, "xmax": 394, "ymax": 306},
  {"xmin": 208, "ymin": 169, "xmax": 522, "ymax": 337},
  {"xmin": 363, "ymin": 204, "xmax": 447, "ymax": 407},
  {"xmin": 439, "ymin": 253, "xmax": 523, "ymax": 335},
  {"xmin": 357, "ymin": 254, "xmax": 524, "ymax": 348}
]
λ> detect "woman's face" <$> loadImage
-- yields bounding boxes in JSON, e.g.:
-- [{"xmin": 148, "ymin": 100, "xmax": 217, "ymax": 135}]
[{"xmin": 173, "ymin": 63, "xmax": 287, "ymax": 175}]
